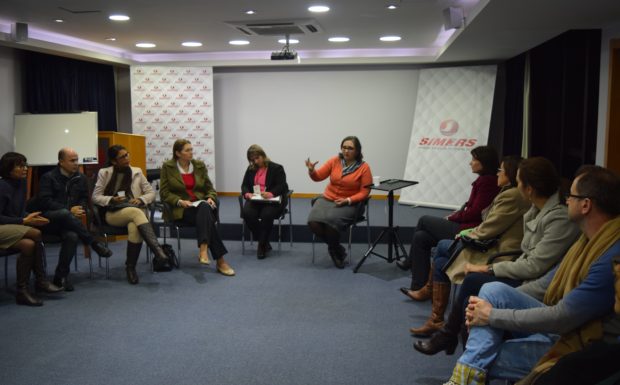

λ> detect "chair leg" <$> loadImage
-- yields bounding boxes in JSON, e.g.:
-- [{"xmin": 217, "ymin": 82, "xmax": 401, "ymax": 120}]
[
  {"xmin": 278, "ymin": 217, "xmax": 282, "ymax": 254},
  {"xmin": 288, "ymin": 209, "xmax": 293, "ymax": 248},
  {"xmin": 4, "ymin": 257, "xmax": 8, "ymax": 290},
  {"xmin": 175, "ymin": 225, "xmax": 181, "ymax": 267},
  {"xmin": 241, "ymin": 220, "xmax": 246, "ymax": 255},
  {"xmin": 348, "ymin": 225, "xmax": 353, "ymax": 265},
  {"xmin": 312, "ymin": 234, "xmax": 316, "ymax": 264}
]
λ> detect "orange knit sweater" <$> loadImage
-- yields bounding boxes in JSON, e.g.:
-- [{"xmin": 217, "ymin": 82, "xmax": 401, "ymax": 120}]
[{"xmin": 310, "ymin": 156, "xmax": 372, "ymax": 204}]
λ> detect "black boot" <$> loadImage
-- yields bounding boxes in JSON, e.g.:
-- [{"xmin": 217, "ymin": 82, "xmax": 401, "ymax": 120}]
[
  {"xmin": 257, "ymin": 241, "xmax": 266, "ymax": 260},
  {"xmin": 53, "ymin": 274, "xmax": 74, "ymax": 292},
  {"xmin": 90, "ymin": 241, "xmax": 113, "ymax": 258},
  {"xmin": 15, "ymin": 253, "xmax": 42, "ymax": 306},
  {"xmin": 32, "ymin": 242, "xmax": 63, "ymax": 293},
  {"xmin": 126, "ymin": 241, "xmax": 142, "ymax": 285},
  {"xmin": 137, "ymin": 224, "xmax": 169, "ymax": 265},
  {"xmin": 413, "ymin": 327, "xmax": 458, "ymax": 355}
]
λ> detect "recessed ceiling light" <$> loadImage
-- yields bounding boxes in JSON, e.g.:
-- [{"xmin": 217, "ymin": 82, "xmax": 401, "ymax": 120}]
[
  {"xmin": 328, "ymin": 37, "xmax": 350, "ymax": 43},
  {"xmin": 54, "ymin": 19, "xmax": 64, "ymax": 23},
  {"xmin": 308, "ymin": 5, "xmax": 330, "ymax": 13},
  {"xmin": 380, "ymin": 35, "xmax": 401, "ymax": 42},
  {"xmin": 278, "ymin": 38, "xmax": 299, "ymax": 44},
  {"xmin": 135, "ymin": 42, "xmax": 156, "ymax": 48},
  {"xmin": 105, "ymin": 37, "xmax": 117, "ymax": 41},
  {"xmin": 245, "ymin": 10, "xmax": 256, "ymax": 15},
  {"xmin": 229, "ymin": 40, "xmax": 250, "ymax": 45},
  {"xmin": 387, "ymin": 4, "xmax": 398, "ymax": 10},
  {"xmin": 109, "ymin": 14, "xmax": 130, "ymax": 21},
  {"xmin": 182, "ymin": 41, "xmax": 203, "ymax": 47}
]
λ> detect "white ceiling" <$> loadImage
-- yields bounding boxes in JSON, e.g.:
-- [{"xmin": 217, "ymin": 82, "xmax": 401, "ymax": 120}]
[{"xmin": 0, "ymin": 0, "xmax": 619, "ymax": 66}]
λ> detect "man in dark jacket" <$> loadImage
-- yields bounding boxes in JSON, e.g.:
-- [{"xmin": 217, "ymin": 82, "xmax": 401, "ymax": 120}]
[{"xmin": 32, "ymin": 148, "xmax": 112, "ymax": 291}]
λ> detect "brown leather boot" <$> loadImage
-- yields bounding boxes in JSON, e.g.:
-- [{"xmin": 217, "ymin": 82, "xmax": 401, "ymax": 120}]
[
  {"xmin": 404, "ymin": 265, "xmax": 433, "ymax": 301},
  {"xmin": 410, "ymin": 281, "xmax": 451, "ymax": 336}
]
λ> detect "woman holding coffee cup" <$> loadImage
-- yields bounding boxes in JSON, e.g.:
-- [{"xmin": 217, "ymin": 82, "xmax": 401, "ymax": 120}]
[
  {"xmin": 240, "ymin": 144, "xmax": 288, "ymax": 259},
  {"xmin": 92, "ymin": 145, "xmax": 169, "ymax": 284}
]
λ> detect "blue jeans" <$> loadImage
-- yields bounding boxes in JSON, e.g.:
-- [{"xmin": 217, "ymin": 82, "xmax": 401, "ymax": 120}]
[
  {"xmin": 457, "ymin": 281, "xmax": 558, "ymax": 381},
  {"xmin": 432, "ymin": 238, "xmax": 457, "ymax": 283}
]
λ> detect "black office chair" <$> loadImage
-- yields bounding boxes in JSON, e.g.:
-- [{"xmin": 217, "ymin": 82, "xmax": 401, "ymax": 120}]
[
  {"xmin": 311, "ymin": 196, "xmax": 371, "ymax": 265},
  {"xmin": 1, "ymin": 248, "xmax": 20, "ymax": 290},
  {"xmin": 238, "ymin": 190, "xmax": 293, "ymax": 255},
  {"xmin": 159, "ymin": 198, "xmax": 222, "ymax": 266}
]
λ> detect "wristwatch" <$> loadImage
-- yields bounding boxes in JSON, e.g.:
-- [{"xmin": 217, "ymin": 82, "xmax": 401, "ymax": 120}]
[{"xmin": 487, "ymin": 264, "xmax": 495, "ymax": 276}]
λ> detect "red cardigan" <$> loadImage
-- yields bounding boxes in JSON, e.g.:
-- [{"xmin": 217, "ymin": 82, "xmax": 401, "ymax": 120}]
[
  {"xmin": 448, "ymin": 174, "xmax": 500, "ymax": 230},
  {"xmin": 310, "ymin": 156, "xmax": 372, "ymax": 204}
]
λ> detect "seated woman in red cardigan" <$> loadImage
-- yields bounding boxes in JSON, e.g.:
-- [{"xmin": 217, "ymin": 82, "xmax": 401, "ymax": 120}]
[{"xmin": 305, "ymin": 136, "xmax": 372, "ymax": 269}]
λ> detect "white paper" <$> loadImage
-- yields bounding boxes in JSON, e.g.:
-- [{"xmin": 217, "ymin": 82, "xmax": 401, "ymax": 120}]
[{"xmin": 250, "ymin": 195, "xmax": 281, "ymax": 203}]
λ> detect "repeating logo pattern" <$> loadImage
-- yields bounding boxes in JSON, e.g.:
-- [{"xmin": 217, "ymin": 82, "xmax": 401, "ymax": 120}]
[{"xmin": 130, "ymin": 66, "xmax": 216, "ymax": 184}]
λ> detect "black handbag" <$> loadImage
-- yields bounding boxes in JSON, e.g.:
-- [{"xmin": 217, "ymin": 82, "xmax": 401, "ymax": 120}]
[
  {"xmin": 161, "ymin": 243, "xmax": 179, "ymax": 269},
  {"xmin": 460, "ymin": 234, "xmax": 498, "ymax": 253}
]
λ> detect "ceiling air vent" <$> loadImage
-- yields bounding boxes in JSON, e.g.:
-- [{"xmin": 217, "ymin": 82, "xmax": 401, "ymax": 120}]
[{"xmin": 225, "ymin": 19, "xmax": 323, "ymax": 36}]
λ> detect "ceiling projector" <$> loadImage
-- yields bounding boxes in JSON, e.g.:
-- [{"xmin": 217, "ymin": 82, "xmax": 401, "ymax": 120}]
[{"xmin": 271, "ymin": 49, "xmax": 297, "ymax": 60}]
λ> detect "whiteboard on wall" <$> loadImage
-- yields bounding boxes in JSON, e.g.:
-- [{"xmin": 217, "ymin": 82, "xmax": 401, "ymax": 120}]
[{"xmin": 14, "ymin": 112, "xmax": 99, "ymax": 165}]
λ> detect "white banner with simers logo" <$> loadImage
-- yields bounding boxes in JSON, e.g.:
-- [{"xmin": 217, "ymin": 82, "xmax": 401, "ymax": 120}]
[
  {"xmin": 399, "ymin": 65, "xmax": 497, "ymax": 209},
  {"xmin": 130, "ymin": 66, "xmax": 216, "ymax": 185}
]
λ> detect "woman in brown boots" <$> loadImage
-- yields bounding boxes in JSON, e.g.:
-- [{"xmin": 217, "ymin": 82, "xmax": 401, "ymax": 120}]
[
  {"xmin": 92, "ymin": 145, "xmax": 170, "ymax": 284},
  {"xmin": 413, "ymin": 157, "xmax": 581, "ymax": 355},
  {"xmin": 408, "ymin": 156, "xmax": 529, "ymax": 336},
  {"xmin": 0, "ymin": 152, "xmax": 63, "ymax": 306}
]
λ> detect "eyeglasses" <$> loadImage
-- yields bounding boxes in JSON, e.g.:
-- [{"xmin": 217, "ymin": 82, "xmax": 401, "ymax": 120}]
[
  {"xmin": 565, "ymin": 193, "xmax": 590, "ymax": 201},
  {"xmin": 497, "ymin": 168, "xmax": 505, "ymax": 173},
  {"xmin": 116, "ymin": 152, "xmax": 130, "ymax": 160},
  {"xmin": 341, "ymin": 146, "xmax": 356, "ymax": 152},
  {"xmin": 15, "ymin": 164, "xmax": 28, "ymax": 169}
]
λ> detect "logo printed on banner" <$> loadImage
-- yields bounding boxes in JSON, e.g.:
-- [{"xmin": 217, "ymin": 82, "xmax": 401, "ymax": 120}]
[
  {"xmin": 201, "ymin": 101, "xmax": 211, "ymax": 107},
  {"xmin": 168, "ymin": 85, "xmax": 178, "ymax": 92},
  {"xmin": 200, "ymin": 69, "xmax": 211, "ymax": 76},
  {"xmin": 439, "ymin": 119, "xmax": 459, "ymax": 136},
  {"xmin": 152, "ymin": 102, "xmax": 162, "ymax": 108},
  {"xmin": 176, "ymin": 109, "xmax": 187, "ymax": 116},
  {"xmin": 201, "ymin": 117, "xmax": 211, "ymax": 123},
  {"xmin": 169, "ymin": 101, "xmax": 179, "ymax": 108},
  {"xmin": 135, "ymin": 86, "xmax": 146, "ymax": 92},
  {"xmin": 159, "ymin": 77, "xmax": 170, "ymax": 84},
  {"xmin": 192, "ymin": 109, "xmax": 204, "ymax": 115},
  {"xmin": 145, "ymin": 126, "xmax": 155, "ymax": 132},
  {"xmin": 201, "ymin": 85, "xmax": 211, "ymax": 92},
  {"xmin": 151, "ymin": 69, "xmax": 161, "ymax": 75},
  {"xmin": 143, "ymin": 77, "xmax": 153, "ymax": 83},
  {"xmin": 178, "ymin": 125, "xmax": 189, "ymax": 131},
  {"xmin": 135, "ymin": 102, "xmax": 146, "ymax": 108},
  {"xmin": 161, "ymin": 109, "xmax": 171, "ymax": 115},
  {"xmin": 175, "ymin": 77, "xmax": 186, "ymax": 84},
  {"xmin": 192, "ymin": 77, "xmax": 203, "ymax": 84},
  {"xmin": 160, "ymin": 93, "xmax": 171, "ymax": 100}
]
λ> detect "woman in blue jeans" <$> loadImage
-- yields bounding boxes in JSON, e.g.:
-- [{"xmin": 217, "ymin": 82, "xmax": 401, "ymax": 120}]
[
  {"xmin": 414, "ymin": 157, "xmax": 581, "ymax": 355},
  {"xmin": 409, "ymin": 156, "xmax": 530, "ymax": 336}
]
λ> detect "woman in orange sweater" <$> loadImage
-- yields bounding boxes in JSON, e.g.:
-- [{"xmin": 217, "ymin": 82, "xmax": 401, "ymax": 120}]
[{"xmin": 305, "ymin": 136, "xmax": 372, "ymax": 268}]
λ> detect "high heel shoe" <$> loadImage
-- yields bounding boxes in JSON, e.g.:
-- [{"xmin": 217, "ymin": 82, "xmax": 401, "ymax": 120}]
[{"xmin": 413, "ymin": 329, "xmax": 458, "ymax": 355}]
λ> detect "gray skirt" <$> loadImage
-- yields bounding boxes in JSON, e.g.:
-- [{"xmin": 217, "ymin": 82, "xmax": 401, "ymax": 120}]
[
  {"xmin": 307, "ymin": 197, "xmax": 358, "ymax": 231},
  {"xmin": 0, "ymin": 224, "xmax": 31, "ymax": 249}
]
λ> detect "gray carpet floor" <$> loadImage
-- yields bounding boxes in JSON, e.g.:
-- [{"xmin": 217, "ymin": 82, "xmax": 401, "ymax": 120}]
[{"xmin": 0, "ymin": 240, "xmax": 459, "ymax": 385}]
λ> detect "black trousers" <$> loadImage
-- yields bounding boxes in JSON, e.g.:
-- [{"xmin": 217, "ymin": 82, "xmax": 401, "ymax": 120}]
[
  {"xmin": 241, "ymin": 200, "xmax": 284, "ymax": 244},
  {"xmin": 179, "ymin": 202, "xmax": 227, "ymax": 259},
  {"xmin": 444, "ymin": 272, "xmax": 521, "ymax": 336},
  {"xmin": 408, "ymin": 215, "xmax": 460, "ymax": 290},
  {"xmin": 43, "ymin": 209, "xmax": 94, "ymax": 278}
]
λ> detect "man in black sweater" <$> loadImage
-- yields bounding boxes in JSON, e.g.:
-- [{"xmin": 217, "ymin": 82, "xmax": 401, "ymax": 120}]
[{"xmin": 31, "ymin": 148, "xmax": 112, "ymax": 291}]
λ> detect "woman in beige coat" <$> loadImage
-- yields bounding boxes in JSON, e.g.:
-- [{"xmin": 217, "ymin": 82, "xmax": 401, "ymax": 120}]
[
  {"xmin": 413, "ymin": 156, "xmax": 581, "ymax": 355},
  {"xmin": 92, "ymin": 145, "xmax": 169, "ymax": 284},
  {"xmin": 407, "ymin": 156, "xmax": 530, "ymax": 336}
]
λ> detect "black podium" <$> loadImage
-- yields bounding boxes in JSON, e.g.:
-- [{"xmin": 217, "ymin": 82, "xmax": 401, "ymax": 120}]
[{"xmin": 353, "ymin": 179, "xmax": 418, "ymax": 273}]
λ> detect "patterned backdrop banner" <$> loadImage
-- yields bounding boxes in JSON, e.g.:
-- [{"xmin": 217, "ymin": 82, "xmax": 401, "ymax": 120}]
[
  {"xmin": 130, "ymin": 66, "xmax": 216, "ymax": 185},
  {"xmin": 399, "ymin": 65, "xmax": 497, "ymax": 209}
]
